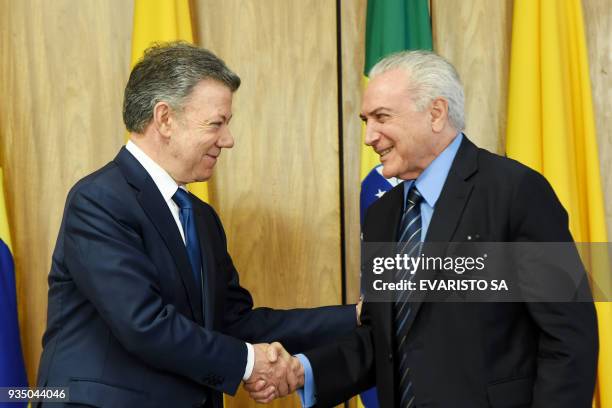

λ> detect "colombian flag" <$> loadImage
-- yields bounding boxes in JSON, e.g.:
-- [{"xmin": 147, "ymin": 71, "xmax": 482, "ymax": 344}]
[
  {"xmin": 506, "ymin": 1, "xmax": 611, "ymax": 406},
  {"xmin": 130, "ymin": 0, "xmax": 210, "ymax": 202},
  {"xmin": 0, "ymin": 167, "xmax": 28, "ymax": 408}
]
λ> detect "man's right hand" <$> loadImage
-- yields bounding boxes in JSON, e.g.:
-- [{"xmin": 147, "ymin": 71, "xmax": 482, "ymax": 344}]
[{"xmin": 244, "ymin": 342, "xmax": 304, "ymax": 403}]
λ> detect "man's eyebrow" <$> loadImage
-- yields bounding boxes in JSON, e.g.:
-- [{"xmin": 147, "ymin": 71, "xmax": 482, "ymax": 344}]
[
  {"xmin": 360, "ymin": 107, "xmax": 390, "ymax": 120},
  {"xmin": 200, "ymin": 113, "xmax": 233, "ymax": 125},
  {"xmin": 371, "ymin": 107, "xmax": 390, "ymax": 115},
  {"xmin": 216, "ymin": 113, "xmax": 233, "ymax": 124}
]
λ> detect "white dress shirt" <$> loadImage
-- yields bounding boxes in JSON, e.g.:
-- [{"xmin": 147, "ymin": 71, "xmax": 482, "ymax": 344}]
[
  {"xmin": 126, "ymin": 141, "xmax": 186, "ymax": 242},
  {"xmin": 125, "ymin": 140, "xmax": 254, "ymax": 381}
]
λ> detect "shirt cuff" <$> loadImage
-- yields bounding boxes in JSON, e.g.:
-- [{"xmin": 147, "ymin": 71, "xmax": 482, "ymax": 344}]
[
  {"xmin": 243, "ymin": 342, "xmax": 254, "ymax": 381},
  {"xmin": 296, "ymin": 353, "xmax": 317, "ymax": 408}
]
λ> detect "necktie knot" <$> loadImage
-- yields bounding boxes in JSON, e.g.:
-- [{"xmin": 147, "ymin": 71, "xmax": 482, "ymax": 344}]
[
  {"xmin": 172, "ymin": 188, "xmax": 193, "ymax": 209},
  {"xmin": 406, "ymin": 185, "xmax": 423, "ymax": 208}
]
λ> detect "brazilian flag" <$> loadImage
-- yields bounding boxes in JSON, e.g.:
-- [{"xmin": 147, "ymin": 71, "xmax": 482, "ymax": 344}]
[
  {"xmin": 358, "ymin": 1, "xmax": 432, "ymax": 407},
  {"xmin": 359, "ymin": 0, "xmax": 433, "ymax": 217}
]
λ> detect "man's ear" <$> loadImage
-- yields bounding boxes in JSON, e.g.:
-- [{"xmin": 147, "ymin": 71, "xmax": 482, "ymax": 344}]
[
  {"xmin": 152, "ymin": 101, "xmax": 174, "ymax": 138},
  {"xmin": 430, "ymin": 97, "xmax": 449, "ymax": 133}
]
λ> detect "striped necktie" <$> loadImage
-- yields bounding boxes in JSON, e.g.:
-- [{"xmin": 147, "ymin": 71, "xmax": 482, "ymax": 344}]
[{"xmin": 394, "ymin": 184, "xmax": 423, "ymax": 408}]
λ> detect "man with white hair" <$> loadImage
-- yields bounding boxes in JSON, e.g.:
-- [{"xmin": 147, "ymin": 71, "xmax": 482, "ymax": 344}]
[{"xmin": 246, "ymin": 50, "xmax": 598, "ymax": 407}]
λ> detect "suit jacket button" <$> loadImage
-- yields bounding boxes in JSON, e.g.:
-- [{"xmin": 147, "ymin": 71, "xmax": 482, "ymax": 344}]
[{"xmin": 388, "ymin": 353, "xmax": 393, "ymax": 361}]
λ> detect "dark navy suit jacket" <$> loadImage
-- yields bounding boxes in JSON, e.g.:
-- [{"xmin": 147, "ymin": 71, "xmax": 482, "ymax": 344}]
[
  {"xmin": 37, "ymin": 147, "xmax": 355, "ymax": 407},
  {"xmin": 305, "ymin": 137, "xmax": 598, "ymax": 408}
]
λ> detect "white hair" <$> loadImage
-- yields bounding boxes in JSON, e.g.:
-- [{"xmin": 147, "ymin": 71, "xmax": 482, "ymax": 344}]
[{"xmin": 369, "ymin": 50, "xmax": 465, "ymax": 131}]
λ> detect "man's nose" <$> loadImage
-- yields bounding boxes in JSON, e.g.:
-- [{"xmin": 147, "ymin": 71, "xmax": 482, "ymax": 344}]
[
  {"xmin": 364, "ymin": 122, "xmax": 379, "ymax": 147},
  {"xmin": 218, "ymin": 126, "xmax": 234, "ymax": 148}
]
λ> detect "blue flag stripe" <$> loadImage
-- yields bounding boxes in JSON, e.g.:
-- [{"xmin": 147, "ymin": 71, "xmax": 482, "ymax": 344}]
[{"xmin": 0, "ymin": 238, "xmax": 28, "ymax": 407}]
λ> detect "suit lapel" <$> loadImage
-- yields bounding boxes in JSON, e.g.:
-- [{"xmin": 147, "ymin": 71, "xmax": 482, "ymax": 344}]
[
  {"xmin": 194, "ymin": 205, "xmax": 217, "ymax": 330},
  {"xmin": 400, "ymin": 137, "xmax": 478, "ymax": 335},
  {"xmin": 375, "ymin": 138, "xmax": 479, "ymax": 346},
  {"xmin": 425, "ymin": 137, "xmax": 478, "ymax": 243},
  {"xmin": 367, "ymin": 184, "xmax": 405, "ymax": 242},
  {"xmin": 114, "ymin": 148, "xmax": 204, "ymax": 325},
  {"xmin": 365, "ymin": 185, "xmax": 404, "ymax": 350}
]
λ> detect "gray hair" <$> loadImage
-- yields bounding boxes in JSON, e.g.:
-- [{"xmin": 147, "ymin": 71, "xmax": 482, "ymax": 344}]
[
  {"xmin": 369, "ymin": 50, "xmax": 465, "ymax": 131},
  {"xmin": 123, "ymin": 41, "xmax": 241, "ymax": 133}
]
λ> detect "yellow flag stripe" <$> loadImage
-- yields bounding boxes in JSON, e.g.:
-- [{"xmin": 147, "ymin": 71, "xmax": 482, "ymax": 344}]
[
  {"xmin": 0, "ymin": 168, "xmax": 12, "ymax": 251},
  {"xmin": 506, "ymin": 1, "xmax": 610, "ymax": 407},
  {"xmin": 130, "ymin": 0, "xmax": 194, "ymax": 68},
  {"xmin": 129, "ymin": 0, "xmax": 208, "ymax": 202},
  {"xmin": 359, "ymin": 76, "xmax": 380, "ymax": 181}
]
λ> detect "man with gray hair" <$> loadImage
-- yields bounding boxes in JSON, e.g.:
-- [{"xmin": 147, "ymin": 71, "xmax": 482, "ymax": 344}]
[
  {"xmin": 36, "ymin": 42, "xmax": 359, "ymax": 408},
  {"xmin": 247, "ymin": 50, "xmax": 598, "ymax": 406}
]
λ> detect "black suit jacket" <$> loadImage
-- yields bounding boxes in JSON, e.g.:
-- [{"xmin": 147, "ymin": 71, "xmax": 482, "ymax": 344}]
[
  {"xmin": 305, "ymin": 137, "xmax": 598, "ymax": 407},
  {"xmin": 37, "ymin": 147, "xmax": 356, "ymax": 408}
]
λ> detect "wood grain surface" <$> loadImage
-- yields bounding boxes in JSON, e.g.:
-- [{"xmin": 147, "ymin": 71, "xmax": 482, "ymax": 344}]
[
  {"xmin": 195, "ymin": 1, "xmax": 343, "ymax": 406},
  {"xmin": 583, "ymin": 0, "xmax": 612, "ymax": 236},
  {"xmin": 432, "ymin": 0, "xmax": 513, "ymax": 154},
  {"xmin": 0, "ymin": 2, "xmax": 610, "ymax": 408},
  {"xmin": 0, "ymin": 0, "xmax": 132, "ymax": 386},
  {"xmin": 341, "ymin": 0, "xmax": 368, "ymax": 312}
]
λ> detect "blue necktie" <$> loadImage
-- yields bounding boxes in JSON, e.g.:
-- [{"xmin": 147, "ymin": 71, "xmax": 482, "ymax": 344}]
[
  {"xmin": 172, "ymin": 188, "xmax": 203, "ymax": 292},
  {"xmin": 394, "ymin": 185, "xmax": 423, "ymax": 408}
]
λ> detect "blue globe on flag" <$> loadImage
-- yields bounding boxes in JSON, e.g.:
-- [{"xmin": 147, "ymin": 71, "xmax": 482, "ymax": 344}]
[
  {"xmin": 360, "ymin": 165, "xmax": 401, "ymax": 225},
  {"xmin": 358, "ymin": 164, "xmax": 401, "ymax": 408}
]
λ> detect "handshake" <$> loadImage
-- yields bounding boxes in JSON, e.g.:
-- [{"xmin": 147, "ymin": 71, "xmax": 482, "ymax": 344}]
[
  {"xmin": 244, "ymin": 342, "xmax": 304, "ymax": 404},
  {"xmin": 242, "ymin": 299, "xmax": 362, "ymax": 403}
]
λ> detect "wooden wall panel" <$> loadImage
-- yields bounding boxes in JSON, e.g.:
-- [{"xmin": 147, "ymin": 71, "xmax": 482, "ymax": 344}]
[
  {"xmin": 195, "ymin": 0, "xmax": 342, "ymax": 309},
  {"xmin": 432, "ymin": 0, "xmax": 513, "ymax": 154},
  {"xmin": 340, "ymin": 2, "xmax": 368, "ymax": 406},
  {"xmin": 2, "ymin": 1, "xmax": 610, "ymax": 406},
  {"xmin": 0, "ymin": 0, "xmax": 132, "ymax": 384},
  {"xmin": 583, "ymin": 0, "xmax": 612, "ymax": 236},
  {"xmin": 194, "ymin": 1, "xmax": 342, "ymax": 406},
  {"xmin": 340, "ymin": 3, "xmax": 368, "ymax": 406},
  {"xmin": 341, "ymin": 0, "xmax": 367, "ymax": 313}
]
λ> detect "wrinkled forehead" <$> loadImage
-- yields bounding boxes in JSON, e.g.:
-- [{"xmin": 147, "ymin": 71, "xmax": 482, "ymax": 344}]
[{"xmin": 361, "ymin": 69, "xmax": 412, "ymax": 112}]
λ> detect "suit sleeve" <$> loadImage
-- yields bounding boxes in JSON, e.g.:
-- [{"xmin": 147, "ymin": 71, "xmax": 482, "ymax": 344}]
[
  {"xmin": 64, "ymin": 184, "xmax": 247, "ymax": 395},
  {"xmin": 203, "ymin": 207, "xmax": 358, "ymax": 354},
  {"xmin": 302, "ymin": 301, "xmax": 376, "ymax": 407},
  {"xmin": 511, "ymin": 169, "xmax": 598, "ymax": 408},
  {"xmin": 288, "ymin": 203, "xmax": 380, "ymax": 406}
]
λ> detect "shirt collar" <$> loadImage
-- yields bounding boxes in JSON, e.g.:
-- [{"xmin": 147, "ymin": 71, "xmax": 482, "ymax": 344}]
[
  {"xmin": 125, "ymin": 140, "xmax": 181, "ymax": 201},
  {"xmin": 404, "ymin": 132, "xmax": 463, "ymax": 208}
]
